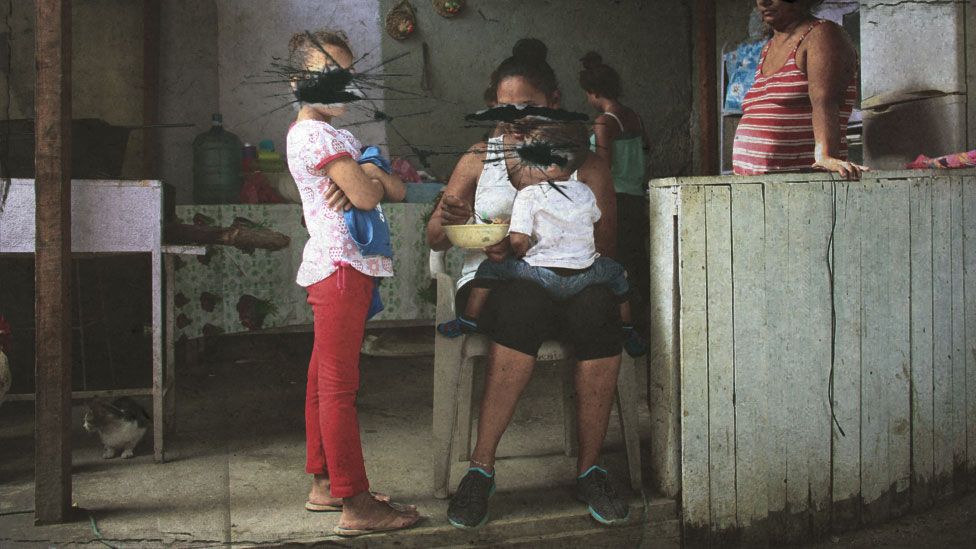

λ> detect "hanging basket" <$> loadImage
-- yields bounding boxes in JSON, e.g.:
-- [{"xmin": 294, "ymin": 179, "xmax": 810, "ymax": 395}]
[
  {"xmin": 432, "ymin": 0, "xmax": 463, "ymax": 18},
  {"xmin": 385, "ymin": 0, "xmax": 417, "ymax": 40}
]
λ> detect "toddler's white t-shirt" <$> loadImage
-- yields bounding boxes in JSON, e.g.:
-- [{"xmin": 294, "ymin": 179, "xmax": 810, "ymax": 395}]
[{"xmin": 508, "ymin": 180, "xmax": 601, "ymax": 270}]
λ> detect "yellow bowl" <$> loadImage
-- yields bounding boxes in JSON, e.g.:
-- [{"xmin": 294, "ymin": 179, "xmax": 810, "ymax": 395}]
[{"xmin": 443, "ymin": 223, "xmax": 510, "ymax": 249}]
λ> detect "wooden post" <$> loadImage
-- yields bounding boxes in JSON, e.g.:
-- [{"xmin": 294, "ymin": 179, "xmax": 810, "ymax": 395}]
[
  {"xmin": 694, "ymin": 0, "xmax": 718, "ymax": 175},
  {"xmin": 142, "ymin": 0, "xmax": 160, "ymax": 178},
  {"xmin": 34, "ymin": 0, "xmax": 73, "ymax": 524}
]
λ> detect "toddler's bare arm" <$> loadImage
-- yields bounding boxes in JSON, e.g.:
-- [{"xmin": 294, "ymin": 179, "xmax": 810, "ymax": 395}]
[{"xmin": 509, "ymin": 232, "xmax": 531, "ymax": 258}]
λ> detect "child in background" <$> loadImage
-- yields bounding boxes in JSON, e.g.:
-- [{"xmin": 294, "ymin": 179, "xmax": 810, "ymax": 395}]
[
  {"xmin": 285, "ymin": 29, "xmax": 418, "ymax": 537},
  {"xmin": 437, "ymin": 119, "xmax": 647, "ymax": 357}
]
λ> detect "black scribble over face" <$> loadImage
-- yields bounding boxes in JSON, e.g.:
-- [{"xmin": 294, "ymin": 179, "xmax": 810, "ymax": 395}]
[
  {"xmin": 486, "ymin": 116, "xmax": 589, "ymax": 182},
  {"xmin": 292, "ymin": 68, "xmax": 360, "ymax": 106},
  {"xmin": 247, "ymin": 30, "xmax": 452, "ymax": 168},
  {"xmin": 517, "ymin": 141, "xmax": 569, "ymax": 169},
  {"xmin": 465, "ymin": 104, "xmax": 589, "ymax": 124}
]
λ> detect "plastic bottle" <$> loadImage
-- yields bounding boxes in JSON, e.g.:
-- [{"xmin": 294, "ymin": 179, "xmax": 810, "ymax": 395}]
[
  {"xmin": 256, "ymin": 139, "xmax": 286, "ymax": 173},
  {"xmin": 193, "ymin": 114, "xmax": 243, "ymax": 204}
]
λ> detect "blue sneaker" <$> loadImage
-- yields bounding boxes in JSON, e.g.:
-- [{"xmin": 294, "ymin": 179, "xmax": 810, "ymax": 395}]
[
  {"xmin": 437, "ymin": 316, "xmax": 479, "ymax": 338},
  {"xmin": 576, "ymin": 466, "xmax": 630, "ymax": 526},
  {"xmin": 447, "ymin": 468, "xmax": 495, "ymax": 529}
]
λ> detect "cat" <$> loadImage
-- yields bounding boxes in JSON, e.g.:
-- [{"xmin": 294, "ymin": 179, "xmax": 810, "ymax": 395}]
[{"xmin": 82, "ymin": 397, "xmax": 150, "ymax": 459}]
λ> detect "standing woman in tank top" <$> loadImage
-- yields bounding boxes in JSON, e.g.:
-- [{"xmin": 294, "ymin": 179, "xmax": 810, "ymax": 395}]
[
  {"xmin": 579, "ymin": 52, "xmax": 651, "ymax": 340},
  {"xmin": 733, "ymin": 0, "xmax": 867, "ymax": 178}
]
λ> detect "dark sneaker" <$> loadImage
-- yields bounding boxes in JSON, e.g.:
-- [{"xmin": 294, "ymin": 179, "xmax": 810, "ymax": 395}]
[
  {"xmin": 447, "ymin": 467, "xmax": 496, "ymax": 529},
  {"xmin": 576, "ymin": 466, "xmax": 630, "ymax": 526}
]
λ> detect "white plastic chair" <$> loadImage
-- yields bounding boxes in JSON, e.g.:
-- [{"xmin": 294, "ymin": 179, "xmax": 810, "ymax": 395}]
[{"xmin": 429, "ymin": 250, "xmax": 643, "ymax": 498}]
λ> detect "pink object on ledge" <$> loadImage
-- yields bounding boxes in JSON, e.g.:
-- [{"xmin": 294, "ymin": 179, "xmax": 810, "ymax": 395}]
[
  {"xmin": 906, "ymin": 149, "xmax": 976, "ymax": 170},
  {"xmin": 392, "ymin": 157, "xmax": 422, "ymax": 183}
]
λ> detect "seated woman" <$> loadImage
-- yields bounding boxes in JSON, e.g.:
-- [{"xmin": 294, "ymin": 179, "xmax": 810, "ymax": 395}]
[
  {"xmin": 426, "ymin": 39, "xmax": 631, "ymax": 528},
  {"xmin": 436, "ymin": 119, "xmax": 647, "ymax": 357},
  {"xmin": 733, "ymin": 0, "xmax": 868, "ymax": 178}
]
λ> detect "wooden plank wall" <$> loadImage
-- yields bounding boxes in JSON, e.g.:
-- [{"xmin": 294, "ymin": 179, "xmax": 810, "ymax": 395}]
[
  {"xmin": 664, "ymin": 173, "xmax": 976, "ymax": 544},
  {"xmin": 648, "ymin": 186, "xmax": 681, "ymax": 497}
]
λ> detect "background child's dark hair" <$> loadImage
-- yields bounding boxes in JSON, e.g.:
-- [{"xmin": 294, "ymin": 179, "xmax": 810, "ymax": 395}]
[
  {"xmin": 288, "ymin": 30, "xmax": 353, "ymax": 68},
  {"xmin": 578, "ymin": 51, "xmax": 622, "ymax": 100},
  {"xmin": 485, "ymin": 38, "xmax": 559, "ymax": 105}
]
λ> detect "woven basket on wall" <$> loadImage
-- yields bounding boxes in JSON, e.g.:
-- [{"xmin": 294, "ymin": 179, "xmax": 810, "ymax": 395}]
[
  {"xmin": 431, "ymin": 0, "xmax": 463, "ymax": 18},
  {"xmin": 385, "ymin": 0, "xmax": 417, "ymax": 40}
]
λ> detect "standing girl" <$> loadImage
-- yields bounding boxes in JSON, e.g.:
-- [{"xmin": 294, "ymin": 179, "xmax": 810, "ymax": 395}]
[
  {"xmin": 579, "ymin": 51, "xmax": 651, "ymax": 342},
  {"xmin": 285, "ymin": 29, "xmax": 418, "ymax": 536}
]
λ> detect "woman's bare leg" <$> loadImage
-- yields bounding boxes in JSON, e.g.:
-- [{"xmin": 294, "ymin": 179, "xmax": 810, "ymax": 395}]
[
  {"xmin": 469, "ymin": 343, "xmax": 537, "ymax": 471},
  {"xmin": 619, "ymin": 301, "xmax": 632, "ymax": 324},
  {"xmin": 308, "ymin": 474, "xmax": 340, "ymax": 506},
  {"xmin": 463, "ymin": 287, "xmax": 491, "ymax": 319},
  {"xmin": 339, "ymin": 490, "xmax": 419, "ymax": 531},
  {"xmin": 574, "ymin": 354, "xmax": 621, "ymax": 475}
]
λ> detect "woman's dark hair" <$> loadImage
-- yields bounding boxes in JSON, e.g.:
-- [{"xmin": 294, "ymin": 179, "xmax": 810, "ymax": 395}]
[
  {"xmin": 757, "ymin": 1, "xmax": 825, "ymax": 38},
  {"xmin": 799, "ymin": 0, "xmax": 826, "ymax": 15},
  {"xmin": 578, "ymin": 51, "xmax": 622, "ymax": 100},
  {"xmin": 484, "ymin": 38, "xmax": 559, "ymax": 105},
  {"xmin": 288, "ymin": 29, "xmax": 353, "ymax": 68}
]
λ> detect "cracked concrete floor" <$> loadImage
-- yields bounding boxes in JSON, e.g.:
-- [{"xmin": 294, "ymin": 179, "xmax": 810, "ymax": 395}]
[{"xmin": 0, "ymin": 330, "xmax": 676, "ymax": 548}]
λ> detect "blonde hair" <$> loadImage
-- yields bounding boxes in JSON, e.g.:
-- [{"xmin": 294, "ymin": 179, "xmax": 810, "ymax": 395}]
[{"xmin": 288, "ymin": 30, "xmax": 352, "ymax": 68}]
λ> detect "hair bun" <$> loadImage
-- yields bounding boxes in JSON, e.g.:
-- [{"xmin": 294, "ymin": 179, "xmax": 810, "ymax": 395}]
[
  {"xmin": 580, "ymin": 51, "xmax": 602, "ymax": 70},
  {"xmin": 512, "ymin": 38, "xmax": 548, "ymax": 64}
]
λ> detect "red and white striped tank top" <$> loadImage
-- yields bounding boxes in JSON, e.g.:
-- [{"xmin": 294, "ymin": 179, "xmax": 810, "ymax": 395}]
[{"xmin": 732, "ymin": 20, "xmax": 858, "ymax": 175}]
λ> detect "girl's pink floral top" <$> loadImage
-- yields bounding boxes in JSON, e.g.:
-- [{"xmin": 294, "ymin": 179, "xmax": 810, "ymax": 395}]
[{"xmin": 286, "ymin": 120, "xmax": 394, "ymax": 287}]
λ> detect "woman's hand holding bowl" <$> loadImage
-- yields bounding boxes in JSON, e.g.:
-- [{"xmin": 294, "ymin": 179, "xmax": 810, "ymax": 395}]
[{"xmin": 439, "ymin": 194, "xmax": 472, "ymax": 225}]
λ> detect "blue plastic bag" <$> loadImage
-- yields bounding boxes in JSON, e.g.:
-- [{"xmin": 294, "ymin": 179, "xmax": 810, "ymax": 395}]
[
  {"xmin": 365, "ymin": 279, "xmax": 384, "ymax": 320},
  {"xmin": 343, "ymin": 206, "xmax": 392, "ymax": 321},
  {"xmin": 343, "ymin": 207, "xmax": 393, "ymax": 258},
  {"xmin": 357, "ymin": 145, "xmax": 394, "ymax": 174}
]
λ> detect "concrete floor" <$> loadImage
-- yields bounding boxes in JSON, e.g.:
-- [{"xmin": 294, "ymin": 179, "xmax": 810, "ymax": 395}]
[{"xmin": 0, "ymin": 330, "xmax": 678, "ymax": 548}]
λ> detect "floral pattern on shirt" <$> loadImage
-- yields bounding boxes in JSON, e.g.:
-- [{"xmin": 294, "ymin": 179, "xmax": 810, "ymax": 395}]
[{"xmin": 286, "ymin": 120, "xmax": 393, "ymax": 287}]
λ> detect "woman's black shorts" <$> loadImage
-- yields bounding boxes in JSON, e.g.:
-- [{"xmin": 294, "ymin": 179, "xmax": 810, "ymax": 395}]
[{"xmin": 456, "ymin": 278, "xmax": 622, "ymax": 361}]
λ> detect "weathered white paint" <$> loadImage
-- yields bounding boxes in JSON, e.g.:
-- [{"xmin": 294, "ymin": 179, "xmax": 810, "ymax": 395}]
[
  {"xmin": 647, "ymin": 169, "xmax": 976, "ymax": 543},
  {"xmin": 761, "ymin": 182, "xmax": 790, "ymax": 536},
  {"xmin": 705, "ymin": 186, "xmax": 736, "ymax": 532},
  {"xmin": 932, "ymin": 179, "xmax": 955, "ymax": 500},
  {"xmin": 909, "ymin": 179, "xmax": 935, "ymax": 510},
  {"xmin": 0, "ymin": 179, "xmax": 167, "ymax": 462},
  {"xmin": 0, "ymin": 179, "xmax": 161, "ymax": 253},
  {"xmin": 831, "ymin": 180, "xmax": 863, "ymax": 526},
  {"xmin": 730, "ymin": 184, "xmax": 768, "ymax": 539},
  {"xmin": 965, "ymin": 179, "xmax": 976, "ymax": 482},
  {"xmin": 677, "ymin": 184, "xmax": 710, "ymax": 534},
  {"xmin": 949, "ymin": 178, "xmax": 968, "ymax": 484},
  {"xmin": 648, "ymin": 186, "xmax": 681, "ymax": 498}
]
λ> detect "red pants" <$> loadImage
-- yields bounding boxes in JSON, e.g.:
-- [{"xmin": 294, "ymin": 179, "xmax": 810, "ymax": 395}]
[{"xmin": 304, "ymin": 266, "xmax": 372, "ymax": 498}]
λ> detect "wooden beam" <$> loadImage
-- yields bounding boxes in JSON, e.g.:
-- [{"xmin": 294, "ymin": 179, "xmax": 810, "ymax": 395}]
[
  {"xmin": 142, "ymin": 0, "xmax": 160, "ymax": 178},
  {"xmin": 694, "ymin": 0, "xmax": 718, "ymax": 175},
  {"xmin": 34, "ymin": 0, "xmax": 73, "ymax": 525}
]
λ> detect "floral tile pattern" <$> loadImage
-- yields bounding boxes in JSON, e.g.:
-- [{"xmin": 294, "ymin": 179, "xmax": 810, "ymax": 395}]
[{"xmin": 173, "ymin": 204, "xmax": 460, "ymax": 340}]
